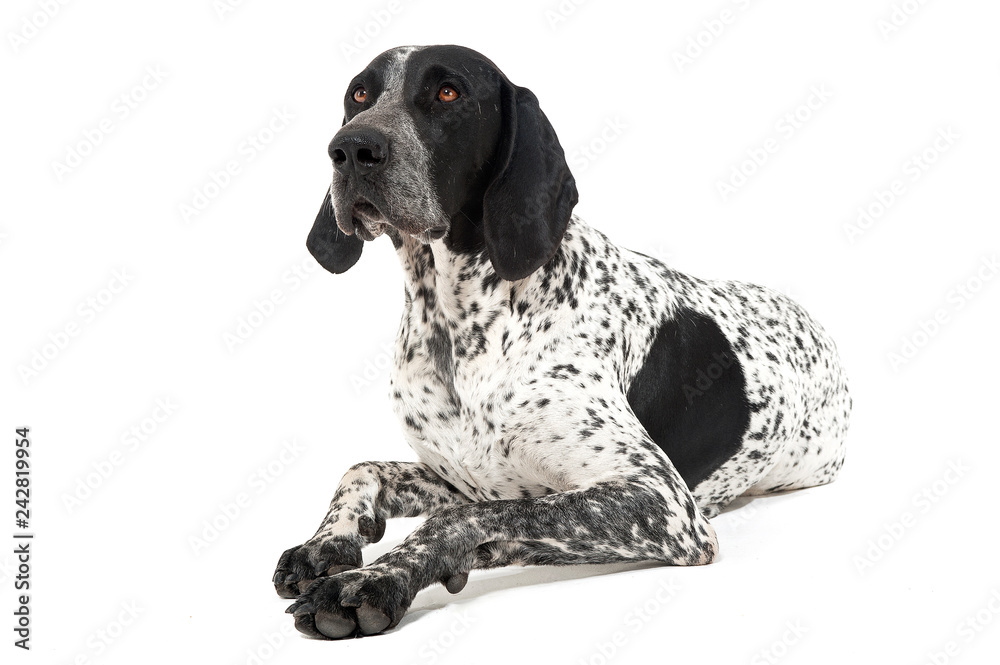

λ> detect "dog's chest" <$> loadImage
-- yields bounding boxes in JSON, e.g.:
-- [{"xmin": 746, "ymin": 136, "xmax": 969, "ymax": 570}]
[
  {"xmin": 387, "ymin": 249, "xmax": 551, "ymax": 500},
  {"xmin": 385, "ymin": 224, "xmax": 674, "ymax": 500}
]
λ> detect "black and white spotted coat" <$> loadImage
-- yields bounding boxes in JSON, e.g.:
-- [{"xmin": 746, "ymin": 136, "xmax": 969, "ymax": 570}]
[
  {"xmin": 277, "ymin": 216, "xmax": 850, "ymax": 638},
  {"xmin": 391, "ymin": 217, "xmax": 849, "ymax": 511},
  {"xmin": 275, "ymin": 44, "xmax": 850, "ymax": 640}
]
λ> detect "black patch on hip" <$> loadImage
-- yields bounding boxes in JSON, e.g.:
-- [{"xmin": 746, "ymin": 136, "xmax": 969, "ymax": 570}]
[{"xmin": 627, "ymin": 307, "xmax": 750, "ymax": 489}]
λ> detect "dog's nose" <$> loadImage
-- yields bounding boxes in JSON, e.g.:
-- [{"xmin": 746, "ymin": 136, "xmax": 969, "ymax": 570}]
[{"xmin": 329, "ymin": 129, "xmax": 389, "ymax": 177}]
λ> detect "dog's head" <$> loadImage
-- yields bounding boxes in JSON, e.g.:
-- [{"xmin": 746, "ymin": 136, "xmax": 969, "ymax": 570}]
[{"xmin": 307, "ymin": 45, "xmax": 578, "ymax": 281}]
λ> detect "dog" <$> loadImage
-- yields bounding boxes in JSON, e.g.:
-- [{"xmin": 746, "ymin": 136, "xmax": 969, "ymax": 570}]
[{"xmin": 274, "ymin": 45, "xmax": 851, "ymax": 640}]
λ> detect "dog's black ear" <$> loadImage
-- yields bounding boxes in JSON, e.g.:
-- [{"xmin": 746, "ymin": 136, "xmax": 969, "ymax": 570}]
[
  {"xmin": 307, "ymin": 188, "xmax": 363, "ymax": 274},
  {"xmin": 482, "ymin": 83, "xmax": 578, "ymax": 282}
]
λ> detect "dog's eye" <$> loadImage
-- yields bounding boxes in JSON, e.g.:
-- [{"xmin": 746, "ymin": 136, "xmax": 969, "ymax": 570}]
[
  {"xmin": 352, "ymin": 86, "xmax": 367, "ymax": 104},
  {"xmin": 438, "ymin": 85, "xmax": 460, "ymax": 103}
]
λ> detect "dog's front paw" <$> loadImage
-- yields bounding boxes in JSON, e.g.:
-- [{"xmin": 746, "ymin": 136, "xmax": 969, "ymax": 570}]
[
  {"xmin": 272, "ymin": 537, "xmax": 363, "ymax": 599},
  {"xmin": 286, "ymin": 565, "xmax": 414, "ymax": 639}
]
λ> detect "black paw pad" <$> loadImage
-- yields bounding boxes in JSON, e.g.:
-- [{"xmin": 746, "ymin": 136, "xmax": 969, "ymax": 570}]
[
  {"xmin": 443, "ymin": 571, "xmax": 469, "ymax": 594},
  {"xmin": 314, "ymin": 611, "xmax": 357, "ymax": 639},
  {"xmin": 356, "ymin": 603, "xmax": 391, "ymax": 635},
  {"xmin": 357, "ymin": 515, "xmax": 386, "ymax": 543}
]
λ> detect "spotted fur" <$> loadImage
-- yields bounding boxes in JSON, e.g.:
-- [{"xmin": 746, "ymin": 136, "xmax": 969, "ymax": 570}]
[{"xmin": 278, "ymin": 45, "xmax": 851, "ymax": 639}]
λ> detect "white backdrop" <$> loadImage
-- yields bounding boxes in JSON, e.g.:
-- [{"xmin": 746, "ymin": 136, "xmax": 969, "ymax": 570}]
[{"xmin": 3, "ymin": 0, "xmax": 999, "ymax": 663}]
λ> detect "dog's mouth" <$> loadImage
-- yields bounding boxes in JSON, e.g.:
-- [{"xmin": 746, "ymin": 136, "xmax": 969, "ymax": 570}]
[
  {"xmin": 351, "ymin": 200, "xmax": 386, "ymax": 241},
  {"xmin": 335, "ymin": 193, "xmax": 448, "ymax": 244}
]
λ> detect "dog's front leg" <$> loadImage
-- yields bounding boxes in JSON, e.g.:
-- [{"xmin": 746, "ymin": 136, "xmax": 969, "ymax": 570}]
[
  {"xmin": 273, "ymin": 461, "xmax": 469, "ymax": 599},
  {"xmin": 287, "ymin": 477, "xmax": 718, "ymax": 639}
]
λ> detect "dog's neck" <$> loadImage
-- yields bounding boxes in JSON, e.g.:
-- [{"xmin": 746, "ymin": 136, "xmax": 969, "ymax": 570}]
[
  {"xmin": 393, "ymin": 231, "xmax": 512, "ymax": 327},
  {"xmin": 391, "ymin": 217, "xmax": 600, "ymax": 331}
]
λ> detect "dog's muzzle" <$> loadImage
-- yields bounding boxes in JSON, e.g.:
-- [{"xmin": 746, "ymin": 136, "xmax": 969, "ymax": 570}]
[{"xmin": 327, "ymin": 126, "xmax": 449, "ymax": 243}]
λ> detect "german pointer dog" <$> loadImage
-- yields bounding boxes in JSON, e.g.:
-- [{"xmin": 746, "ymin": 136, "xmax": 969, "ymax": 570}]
[{"xmin": 275, "ymin": 45, "xmax": 852, "ymax": 639}]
